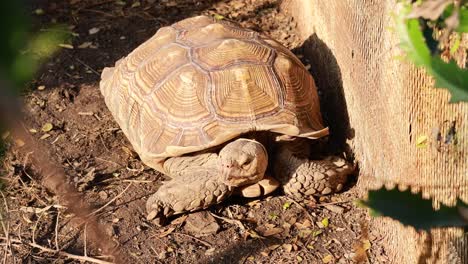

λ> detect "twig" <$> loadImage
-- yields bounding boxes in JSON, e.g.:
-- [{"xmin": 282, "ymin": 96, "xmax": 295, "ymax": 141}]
[
  {"xmin": 95, "ymin": 157, "xmax": 123, "ymax": 167},
  {"xmin": 31, "ymin": 211, "xmax": 45, "ymax": 244},
  {"xmin": 172, "ymin": 232, "xmax": 212, "ymax": 248},
  {"xmin": 84, "ymin": 223, "xmax": 88, "ymax": 257},
  {"xmin": 72, "ymin": 56, "xmax": 100, "ymax": 76},
  {"xmin": 288, "ymin": 199, "xmax": 315, "ymax": 224},
  {"xmin": 99, "ymin": 134, "xmax": 110, "ymax": 152},
  {"xmin": 87, "ymin": 183, "xmax": 132, "ymax": 217},
  {"xmin": 315, "ymin": 200, "xmax": 352, "ymax": 207},
  {"xmin": 122, "ymin": 179, "xmax": 153, "ymax": 183},
  {"xmin": 209, "ymin": 213, "xmax": 246, "ymax": 231},
  {"xmin": 1, "ymin": 238, "xmax": 113, "ymax": 264},
  {"xmin": 55, "ymin": 210, "xmax": 60, "ymax": 251},
  {"xmin": 0, "ymin": 191, "xmax": 11, "ymax": 264}
]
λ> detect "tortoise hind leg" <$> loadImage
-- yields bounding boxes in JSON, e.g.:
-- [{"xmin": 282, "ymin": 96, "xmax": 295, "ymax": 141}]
[
  {"xmin": 146, "ymin": 167, "xmax": 233, "ymax": 225},
  {"xmin": 273, "ymin": 140, "xmax": 354, "ymax": 200}
]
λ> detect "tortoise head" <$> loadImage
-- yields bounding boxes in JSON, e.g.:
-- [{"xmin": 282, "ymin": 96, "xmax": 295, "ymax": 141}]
[{"xmin": 218, "ymin": 138, "xmax": 268, "ymax": 187}]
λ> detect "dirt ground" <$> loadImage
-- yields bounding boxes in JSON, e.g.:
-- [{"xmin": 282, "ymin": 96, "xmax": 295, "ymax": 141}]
[{"xmin": 0, "ymin": 0, "xmax": 390, "ymax": 263}]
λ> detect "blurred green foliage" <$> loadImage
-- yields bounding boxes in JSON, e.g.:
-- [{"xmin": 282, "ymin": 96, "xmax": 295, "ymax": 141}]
[
  {"xmin": 0, "ymin": 1, "xmax": 71, "ymax": 91},
  {"xmin": 359, "ymin": 187, "xmax": 467, "ymax": 230}
]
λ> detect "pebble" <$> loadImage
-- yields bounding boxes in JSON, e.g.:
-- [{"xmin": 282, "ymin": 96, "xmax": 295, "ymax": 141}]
[{"xmin": 324, "ymin": 204, "xmax": 345, "ymax": 214}]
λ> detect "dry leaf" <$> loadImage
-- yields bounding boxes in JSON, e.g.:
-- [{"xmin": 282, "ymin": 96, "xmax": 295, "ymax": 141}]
[
  {"xmin": 322, "ymin": 254, "xmax": 334, "ymax": 263},
  {"xmin": 297, "ymin": 256, "xmax": 303, "ymax": 262},
  {"xmin": 212, "ymin": 13, "xmax": 224, "ymax": 20},
  {"xmin": 205, "ymin": 248, "xmax": 215, "ymax": 256},
  {"xmin": 416, "ymin": 135, "xmax": 428, "ymax": 148},
  {"xmin": 267, "ymin": 244, "xmax": 281, "ymax": 251},
  {"xmin": 40, "ymin": 134, "xmax": 51, "ymax": 140},
  {"xmin": 158, "ymin": 227, "xmax": 175, "ymax": 237},
  {"xmin": 245, "ymin": 230, "xmax": 264, "ymax": 240},
  {"xmin": 42, "ymin": 123, "xmax": 53, "ymax": 132},
  {"xmin": 15, "ymin": 139, "xmax": 25, "ymax": 147},
  {"xmin": 58, "ymin": 44, "xmax": 74, "ymax": 49},
  {"xmin": 171, "ymin": 214, "xmax": 188, "ymax": 225},
  {"xmin": 298, "ymin": 228, "xmax": 313, "ymax": 238},
  {"xmin": 131, "ymin": 1, "xmax": 141, "ymax": 7},
  {"xmin": 312, "ymin": 229, "xmax": 323, "ymax": 237},
  {"xmin": 89, "ymin": 27, "xmax": 100, "ymax": 35},
  {"xmin": 246, "ymin": 199, "xmax": 261, "ymax": 207},
  {"xmin": 34, "ymin": 8, "xmax": 45, "ymax": 15},
  {"xmin": 407, "ymin": 0, "xmax": 451, "ymax": 20},
  {"xmin": 37, "ymin": 85, "xmax": 46, "ymax": 90},
  {"xmin": 262, "ymin": 227, "xmax": 283, "ymax": 237},
  {"xmin": 78, "ymin": 42, "xmax": 93, "ymax": 48},
  {"xmin": 282, "ymin": 243, "xmax": 293, "ymax": 252},
  {"xmin": 362, "ymin": 239, "xmax": 371, "ymax": 250}
]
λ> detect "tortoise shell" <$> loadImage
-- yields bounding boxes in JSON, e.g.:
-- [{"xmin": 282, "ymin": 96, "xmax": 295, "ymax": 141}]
[{"xmin": 99, "ymin": 15, "xmax": 328, "ymax": 171}]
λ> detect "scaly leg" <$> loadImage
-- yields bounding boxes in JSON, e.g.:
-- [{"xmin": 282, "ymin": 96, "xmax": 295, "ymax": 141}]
[{"xmin": 273, "ymin": 140, "xmax": 353, "ymax": 200}]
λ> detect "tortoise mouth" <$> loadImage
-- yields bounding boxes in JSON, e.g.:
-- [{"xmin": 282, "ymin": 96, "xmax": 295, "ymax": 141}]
[{"xmin": 224, "ymin": 173, "xmax": 264, "ymax": 187}]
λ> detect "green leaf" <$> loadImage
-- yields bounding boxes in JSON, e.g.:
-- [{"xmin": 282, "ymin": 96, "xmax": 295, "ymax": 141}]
[
  {"xmin": 359, "ymin": 187, "xmax": 468, "ymax": 231},
  {"xmin": 456, "ymin": 6, "xmax": 468, "ymax": 32},
  {"xmin": 282, "ymin": 201, "xmax": 291, "ymax": 210},
  {"xmin": 449, "ymin": 33, "xmax": 461, "ymax": 54},
  {"xmin": 430, "ymin": 57, "xmax": 468, "ymax": 103},
  {"xmin": 395, "ymin": 2, "xmax": 468, "ymax": 103},
  {"xmin": 395, "ymin": 4, "xmax": 431, "ymax": 66},
  {"xmin": 320, "ymin": 217, "xmax": 329, "ymax": 228}
]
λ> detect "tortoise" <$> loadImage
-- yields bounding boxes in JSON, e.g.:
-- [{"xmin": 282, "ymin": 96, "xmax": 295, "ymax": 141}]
[{"xmin": 99, "ymin": 15, "xmax": 353, "ymax": 224}]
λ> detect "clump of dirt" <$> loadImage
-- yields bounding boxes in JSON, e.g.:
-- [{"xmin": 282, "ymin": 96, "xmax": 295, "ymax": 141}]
[{"xmin": 0, "ymin": 0, "xmax": 389, "ymax": 263}]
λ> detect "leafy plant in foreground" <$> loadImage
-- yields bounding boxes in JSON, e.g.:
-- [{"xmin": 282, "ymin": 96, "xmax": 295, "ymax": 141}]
[
  {"xmin": 395, "ymin": 0, "xmax": 468, "ymax": 103},
  {"xmin": 361, "ymin": 0, "xmax": 468, "ymax": 230},
  {"xmin": 359, "ymin": 187, "xmax": 468, "ymax": 230}
]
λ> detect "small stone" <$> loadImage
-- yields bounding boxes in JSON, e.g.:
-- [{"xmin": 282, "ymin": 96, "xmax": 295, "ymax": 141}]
[
  {"xmin": 324, "ymin": 204, "xmax": 345, "ymax": 214},
  {"xmin": 184, "ymin": 211, "xmax": 219, "ymax": 237}
]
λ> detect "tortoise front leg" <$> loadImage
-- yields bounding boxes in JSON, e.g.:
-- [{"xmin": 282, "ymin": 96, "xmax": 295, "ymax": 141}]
[
  {"xmin": 146, "ymin": 138, "xmax": 271, "ymax": 225},
  {"xmin": 146, "ymin": 166, "xmax": 233, "ymax": 225},
  {"xmin": 273, "ymin": 140, "xmax": 354, "ymax": 200}
]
